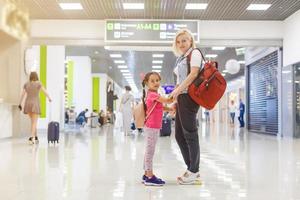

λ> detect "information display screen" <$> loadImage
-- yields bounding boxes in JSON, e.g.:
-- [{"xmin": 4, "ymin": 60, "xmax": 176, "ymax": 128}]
[{"xmin": 105, "ymin": 20, "xmax": 198, "ymax": 43}]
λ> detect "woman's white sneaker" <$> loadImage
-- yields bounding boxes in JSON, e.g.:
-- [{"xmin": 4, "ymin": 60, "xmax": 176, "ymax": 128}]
[{"xmin": 177, "ymin": 170, "xmax": 201, "ymax": 185}]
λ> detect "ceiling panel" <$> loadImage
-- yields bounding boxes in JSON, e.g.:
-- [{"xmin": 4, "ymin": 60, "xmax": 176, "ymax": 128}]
[
  {"xmin": 15, "ymin": 0, "xmax": 300, "ymax": 20},
  {"xmin": 65, "ymin": 46, "xmax": 244, "ymax": 90}
]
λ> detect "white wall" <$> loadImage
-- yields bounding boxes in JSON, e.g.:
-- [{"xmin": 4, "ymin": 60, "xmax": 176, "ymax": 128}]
[
  {"xmin": 199, "ymin": 21, "xmax": 283, "ymax": 40},
  {"xmin": 0, "ymin": 102, "xmax": 12, "ymax": 138},
  {"xmin": 31, "ymin": 20, "xmax": 105, "ymax": 40},
  {"xmin": 283, "ymin": 9, "xmax": 300, "ymax": 67},
  {"xmin": 92, "ymin": 73, "xmax": 107, "ymax": 112},
  {"xmin": 67, "ymin": 56, "xmax": 92, "ymax": 115},
  {"xmin": 37, "ymin": 46, "xmax": 65, "ymax": 130}
]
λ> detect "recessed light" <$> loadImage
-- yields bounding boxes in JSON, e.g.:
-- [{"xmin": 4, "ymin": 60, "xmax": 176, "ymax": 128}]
[
  {"xmin": 94, "ymin": 51, "xmax": 99, "ymax": 54},
  {"xmin": 123, "ymin": 3, "xmax": 144, "ymax": 10},
  {"xmin": 59, "ymin": 3, "xmax": 83, "ymax": 10},
  {"xmin": 238, "ymin": 60, "xmax": 245, "ymax": 64},
  {"xmin": 114, "ymin": 60, "xmax": 125, "ymax": 64},
  {"xmin": 205, "ymin": 54, "xmax": 218, "ymax": 58},
  {"xmin": 152, "ymin": 54, "xmax": 164, "ymax": 58},
  {"xmin": 152, "ymin": 65, "xmax": 162, "ymax": 69},
  {"xmin": 152, "ymin": 69, "xmax": 161, "ymax": 73},
  {"xmin": 117, "ymin": 65, "xmax": 127, "ymax": 69},
  {"xmin": 185, "ymin": 3, "xmax": 208, "ymax": 10},
  {"xmin": 222, "ymin": 70, "xmax": 228, "ymax": 73},
  {"xmin": 120, "ymin": 69, "xmax": 129, "ymax": 72},
  {"xmin": 110, "ymin": 54, "xmax": 122, "ymax": 58},
  {"xmin": 247, "ymin": 4, "xmax": 271, "ymax": 11},
  {"xmin": 152, "ymin": 60, "xmax": 163, "ymax": 64},
  {"xmin": 212, "ymin": 47, "xmax": 226, "ymax": 50},
  {"xmin": 104, "ymin": 46, "xmax": 110, "ymax": 50},
  {"xmin": 222, "ymin": 73, "xmax": 226, "ymax": 76}
]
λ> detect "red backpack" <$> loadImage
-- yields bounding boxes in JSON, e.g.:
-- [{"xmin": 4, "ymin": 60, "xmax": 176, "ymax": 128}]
[{"xmin": 187, "ymin": 48, "xmax": 227, "ymax": 110}]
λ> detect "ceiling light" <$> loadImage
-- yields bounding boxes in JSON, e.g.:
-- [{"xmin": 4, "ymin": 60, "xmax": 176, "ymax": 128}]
[
  {"xmin": 222, "ymin": 70, "xmax": 228, "ymax": 73},
  {"xmin": 94, "ymin": 51, "xmax": 99, "ymax": 54},
  {"xmin": 59, "ymin": 3, "xmax": 83, "ymax": 10},
  {"xmin": 152, "ymin": 65, "xmax": 162, "ymax": 69},
  {"xmin": 152, "ymin": 54, "xmax": 164, "ymax": 58},
  {"xmin": 247, "ymin": 4, "xmax": 271, "ymax": 11},
  {"xmin": 110, "ymin": 54, "xmax": 122, "ymax": 58},
  {"xmin": 120, "ymin": 69, "xmax": 129, "ymax": 72},
  {"xmin": 212, "ymin": 47, "xmax": 226, "ymax": 50},
  {"xmin": 104, "ymin": 46, "xmax": 110, "ymax": 50},
  {"xmin": 123, "ymin": 73, "xmax": 131, "ymax": 76},
  {"xmin": 117, "ymin": 65, "xmax": 127, "ymax": 69},
  {"xmin": 152, "ymin": 60, "xmax": 163, "ymax": 64},
  {"xmin": 205, "ymin": 54, "xmax": 218, "ymax": 58},
  {"xmin": 114, "ymin": 60, "xmax": 125, "ymax": 64},
  {"xmin": 185, "ymin": 3, "xmax": 208, "ymax": 10},
  {"xmin": 152, "ymin": 69, "xmax": 161, "ymax": 73},
  {"xmin": 123, "ymin": 3, "xmax": 144, "ymax": 10},
  {"xmin": 238, "ymin": 60, "xmax": 245, "ymax": 64},
  {"xmin": 222, "ymin": 73, "xmax": 226, "ymax": 76}
]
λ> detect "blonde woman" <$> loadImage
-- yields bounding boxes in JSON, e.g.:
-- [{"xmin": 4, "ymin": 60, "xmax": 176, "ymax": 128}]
[
  {"xmin": 19, "ymin": 72, "xmax": 52, "ymax": 144},
  {"xmin": 170, "ymin": 29, "xmax": 203, "ymax": 185}
]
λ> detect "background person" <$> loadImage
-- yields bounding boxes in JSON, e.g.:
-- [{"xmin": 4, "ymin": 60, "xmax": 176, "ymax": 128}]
[
  {"xmin": 76, "ymin": 108, "xmax": 88, "ymax": 126},
  {"xmin": 238, "ymin": 99, "xmax": 245, "ymax": 127},
  {"xmin": 119, "ymin": 86, "xmax": 134, "ymax": 136},
  {"xmin": 229, "ymin": 100, "xmax": 236, "ymax": 125},
  {"xmin": 19, "ymin": 71, "xmax": 52, "ymax": 144}
]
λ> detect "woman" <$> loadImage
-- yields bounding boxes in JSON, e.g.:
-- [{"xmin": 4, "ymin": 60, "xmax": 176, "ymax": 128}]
[
  {"xmin": 19, "ymin": 72, "xmax": 52, "ymax": 144},
  {"xmin": 229, "ymin": 100, "xmax": 236, "ymax": 124},
  {"xmin": 170, "ymin": 29, "xmax": 203, "ymax": 185},
  {"xmin": 119, "ymin": 86, "xmax": 134, "ymax": 136}
]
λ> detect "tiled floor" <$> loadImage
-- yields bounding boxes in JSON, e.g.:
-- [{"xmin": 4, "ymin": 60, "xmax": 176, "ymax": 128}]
[{"xmin": 1, "ymin": 122, "xmax": 300, "ymax": 200}]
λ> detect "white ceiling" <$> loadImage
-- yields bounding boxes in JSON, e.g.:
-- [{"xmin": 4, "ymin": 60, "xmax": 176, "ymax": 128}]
[{"xmin": 17, "ymin": 0, "xmax": 300, "ymax": 20}]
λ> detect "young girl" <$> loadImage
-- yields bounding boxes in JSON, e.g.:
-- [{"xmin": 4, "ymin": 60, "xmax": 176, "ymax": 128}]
[{"xmin": 141, "ymin": 72, "xmax": 173, "ymax": 186}]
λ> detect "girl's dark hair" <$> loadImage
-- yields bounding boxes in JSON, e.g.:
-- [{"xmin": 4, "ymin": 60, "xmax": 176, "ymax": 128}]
[{"xmin": 141, "ymin": 72, "xmax": 161, "ymax": 115}]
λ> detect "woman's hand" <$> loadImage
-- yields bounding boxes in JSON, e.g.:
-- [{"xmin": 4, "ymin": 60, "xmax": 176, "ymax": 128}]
[{"xmin": 170, "ymin": 87, "xmax": 181, "ymax": 100}]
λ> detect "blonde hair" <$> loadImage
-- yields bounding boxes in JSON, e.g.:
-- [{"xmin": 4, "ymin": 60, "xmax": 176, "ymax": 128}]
[{"xmin": 172, "ymin": 29, "xmax": 196, "ymax": 57}]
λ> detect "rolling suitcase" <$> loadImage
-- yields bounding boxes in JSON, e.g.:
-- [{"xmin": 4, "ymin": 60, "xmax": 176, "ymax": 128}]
[
  {"xmin": 48, "ymin": 121, "xmax": 59, "ymax": 144},
  {"xmin": 160, "ymin": 118, "xmax": 171, "ymax": 137}
]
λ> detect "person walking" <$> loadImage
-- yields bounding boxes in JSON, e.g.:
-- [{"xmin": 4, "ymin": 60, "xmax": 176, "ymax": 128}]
[
  {"xmin": 238, "ymin": 99, "xmax": 245, "ymax": 127},
  {"xmin": 119, "ymin": 86, "xmax": 135, "ymax": 136},
  {"xmin": 170, "ymin": 29, "xmax": 203, "ymax": 185},
  {"xmin": 19, "ymin": 72, "xmax": 52, "ymax": 144},
  {"xmin": 229, "ymin": 100, "xmax": 236, "ymax": 125}
]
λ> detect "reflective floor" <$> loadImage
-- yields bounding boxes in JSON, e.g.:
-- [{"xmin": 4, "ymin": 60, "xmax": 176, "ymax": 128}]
[{"xmin": 1, "ymin": 122, "xmax": 300, "ymax": 200}]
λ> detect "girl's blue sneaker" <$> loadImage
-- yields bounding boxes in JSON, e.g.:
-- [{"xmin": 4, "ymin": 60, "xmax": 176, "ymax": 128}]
[{"xmin": 144, "ymin": 175, "xmax": 165, "ymax": 186}]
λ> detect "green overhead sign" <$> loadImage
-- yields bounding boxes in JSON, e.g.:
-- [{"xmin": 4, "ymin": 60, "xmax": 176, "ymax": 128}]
[{"xmin": 105, "ymin": 20, "xmax": 198, "ymax": 43}]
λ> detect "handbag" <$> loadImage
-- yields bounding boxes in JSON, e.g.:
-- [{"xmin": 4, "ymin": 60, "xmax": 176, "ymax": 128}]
[
  {"xmin": 133, "ymin": 101, "xmax": 158, "ymax": 129},
  {"xmin": 187, "ymin": 48, "xmax": 227, "ymax": 110}
]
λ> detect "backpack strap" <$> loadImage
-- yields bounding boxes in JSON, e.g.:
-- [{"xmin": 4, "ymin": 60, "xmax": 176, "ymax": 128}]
[
  {"xmin": 187, "ymin": 48, "xmax": 205, "ymax": 75},
  {"xmin": 145, "ymin": 101, "xmax": 158, "ymax": 122}
]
